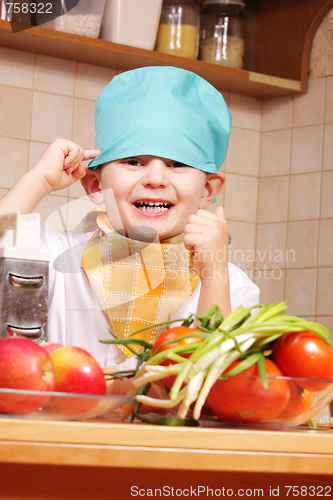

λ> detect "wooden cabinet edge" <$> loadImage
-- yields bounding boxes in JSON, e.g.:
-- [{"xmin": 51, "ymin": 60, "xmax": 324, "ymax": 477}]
[{"xmin": 0, "ymin": 19, "xmax": 302, "ymax": 98}]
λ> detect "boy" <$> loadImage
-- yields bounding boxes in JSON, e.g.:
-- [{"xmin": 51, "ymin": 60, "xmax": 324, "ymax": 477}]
[{"xmin": 0, "ymin": 66, "xmax": 259, "ymax": 372}]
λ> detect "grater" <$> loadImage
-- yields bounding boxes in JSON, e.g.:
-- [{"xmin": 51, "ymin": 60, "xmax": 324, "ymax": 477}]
[{"xmin": 0, "ymin": 212, "xmax": 50, "ymax": 343}]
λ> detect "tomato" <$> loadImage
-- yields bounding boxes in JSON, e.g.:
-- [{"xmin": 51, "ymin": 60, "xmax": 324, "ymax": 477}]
[
  {"xmin": 272, "ymin": 331, "xmax": 333, "ymax": 391},
  {"xmin": 151, "ymin": 326, "xmax": 204, "ymax": 389},
  {"xmin": 206, "ymin": 359, "xmax": 290, "ymax": 423},
  {"xmin": 277, "ymin": 381, "xmax": 313, "ymax": 420}
]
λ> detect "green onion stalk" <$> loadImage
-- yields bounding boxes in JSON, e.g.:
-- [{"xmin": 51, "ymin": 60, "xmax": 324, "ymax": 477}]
[{"xmin": 100, "ymin": 302, "xmax": 331, "ymax": 422}]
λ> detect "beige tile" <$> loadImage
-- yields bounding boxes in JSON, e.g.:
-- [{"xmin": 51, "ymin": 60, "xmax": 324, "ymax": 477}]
[
  {"xmin": 256, "ymin": 223, "xmax": 287, "ymax": 269},
  {"xmin": 226, "ymin": 128, "xmax": 260, "ymax": 177},
  {"xmin": 262, "ymin": 95, "xmax": 293, "ymax": 131},
  {"xmin": 323, "ymin": 122, "xmax": 333, "ymax": 170},
  {"xmin": 34, "ymin": 55, "xmax": 76, "ymax": 97},
  {"xmin": 224, "ymin": 173, "xmax": 258, "ymax": 223},
  {"xmin": 33, "ymin": 194, "xmax": 69, "ymax": 228},
  {"xmin": 75, "ymin": 63, "xmax": 117, "ymax": 101},
  {"xmin": 321, "ymin": 171, "xmax": 333, "ymax": 218},
  {"xmin": 72, "ymin": 99, "xmax": 96, "ymax": 149},
  {"xmin": 254, "ymin": 269, "xmax": 285, "ymax": 305},
  {"xmin": 286, "ymin": 221, "xmax": 318, "ymax": 268},
  {"xmin": 31, "ymin": 91, "xmax": 74, "ymax": 143},
  {"xmin": 285, "ymin": 269, "xmax": 317, "ymax": 316},
  {"xmin": 69, "ymin": 178, "xmax": 88, "ymax": 199},
  {"xmin": 316, "ymin": 316, "xmax": 333, "ymax": 342},
  {"xmin": 325, "ymin": 75, "xmax": 333, "ymax": 123},
  {"xmin": 227, "ymin": 221, "xmax": 256, "ymax": 270},
  {"xmin": 316, "ymin": 268, "xmax": 333, "ymax": 316},
  {"xmin": 293, "ymin": 79, "xmax": 325, "ymax": 127},
  {"xmin": 0, "ymin": 85, "xmax": 32, "ymax": 140},
  {"xmin": 289, "ymin": 173, "xmax": 321, "ymax": 221},
  {"xmin": 257, "ymin": 176, "xmax": 289, "ymax": 223},
  {"xmin": 0, "ymin": 188, "xmax": 9, "ymax": 200},
  {"xmin": 28, "ymin": 141, "xmax": 69, "ymax": 198},
  {"xmin": 0, "ymin": 48, "xmax": 35, "ymax": 89},
  {"xmin": 260, "ymin": 130, "xmax": 291, "ymax": 177},
  {"xmin": 291, "ymin": 125, "xmax": 323, "ymax": 174},
  {"xmin": 318, "ymin": 219, "xmax": 333, "ymax": 267},
  {"xmin": 228, "ymin": 93, "xmax": 261, "ymax": 131},
  {"xmin": 0, "ymin": 137, "xmax": 29, "ymax": 189}
]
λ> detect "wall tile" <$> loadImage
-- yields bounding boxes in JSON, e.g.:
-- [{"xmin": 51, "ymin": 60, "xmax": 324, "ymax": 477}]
[
  {"xmin": 69, "ymin": 176, "xmax": 89, "ymax": 199},
  {"xmin": 228, "ymin": 93, "xmax": 261, "ymax": 131},
  {"xmin": 262, "ymin": 96, "xmax": 292, "ymax": 131},
  {"xmin": 0, "ymin": 48, "xmax": 35, "ymax": 89},
  {"xmin": 256, "ymin": 223, "xmax": 287, "ymax": 269},
  {"xmin": 318, "ymin": 219, "xmax": 333, "ymax": 267},
  {"xmin": 31, "ymin": 91, "xmax": 74, "ymax": 143},
  {"xmin": 224, "ymin": 173, "xmax": 258, "ymax": 223},
  {"xmin": 257, "ymin": 176, "xmax": 289, "ymax": 223},
  {"xmin": 321, "ymin": 171, "xmax": 333, "ymax": 218},
  {"xmin": 28, "ymin": 141, "xmax": 69, "ymax": 198},
  {"xmin": 291, "ymin": 125, "xmax": 323, "ymax": 174},
  {"xmin": 33, "ymin": 194, "xmax": 69, "ymax": 228},
  {"xmin": 72, "ymin": 99, "xmax": 96, "ymax": 149},
  {"xmin": 323, "ymin": 122, "xmax": 333, "ymax": 170},
  {"xmin": 286, "ymin": 220, "xmax": 318, "ymax": 268},
  {"xmin": 316, "ymin": 268, "xmax": 333, "ymax": 316},
  {"xmin": 309, "ymin": 9, "xmax": 333, "ymax": 79},
  {"xmin": 293, "ymin": 79, "xmax": 325, "ymax": 127},
  {"xmin": 289, "ymin": 172, "xmax": 321, "ymax": 220},
  {"xmin": 254, "ymin": 269, "xmax": 285, "ymax": 304},
  {"xmin": 227, "ymin": 221, "xmax": 256, "ymax": 270},
  {"xmin": 227, "ymin": 128, "xmax": 260, "ymax": 177},
  {"xmin": 0, "ymin": 85, "xmax": 32, "ymax": 140},
  {"xmin": 285, "ymin": 269, "xmax": 317, "ymax": 316},
  {"xmin": 260, "ymin": 129, "xmax": 291, "ymax": 177},
  {"xmin": 75, "ymin": 63, "xmax": 117, "ymax": 101},
  {"xmin": 34, "ymin": 55, "xmax": 76, "ymax": 97},
  {"xmin": 325, "ymin": 75, "xmax": 333, "ymax": 122},
  {"xmin": 0, "ymin": 137, "xmax": 29, "ymax": 189}
]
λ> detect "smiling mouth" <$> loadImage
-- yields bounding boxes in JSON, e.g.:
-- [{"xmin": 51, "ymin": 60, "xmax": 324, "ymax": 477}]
[{"xmin": 134, "ymin": 200, "xmax": 173, "ymax": 213}]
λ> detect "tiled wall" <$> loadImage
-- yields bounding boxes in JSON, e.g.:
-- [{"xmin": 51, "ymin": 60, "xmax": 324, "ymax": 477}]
[{"xmin": 0, "ymin": 8, "xmax": 332, "ymax": 337}]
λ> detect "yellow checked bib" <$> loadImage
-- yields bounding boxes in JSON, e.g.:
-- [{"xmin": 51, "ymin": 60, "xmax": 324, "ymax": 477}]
[{"xmin": 78, "ymin": 212, "xmax": 199, "ymax": 358}]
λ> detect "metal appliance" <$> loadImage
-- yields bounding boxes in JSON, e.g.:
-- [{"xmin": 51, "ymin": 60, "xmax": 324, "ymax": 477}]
[{"xmin": 0, "ymin": 212, "xmax": 50, "ymax": 343}]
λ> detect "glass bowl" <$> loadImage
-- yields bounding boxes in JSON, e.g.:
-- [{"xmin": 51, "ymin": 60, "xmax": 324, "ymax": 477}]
[{"xmin": 0, "ymin": 388, "xmax": 133, "ymax": 421}]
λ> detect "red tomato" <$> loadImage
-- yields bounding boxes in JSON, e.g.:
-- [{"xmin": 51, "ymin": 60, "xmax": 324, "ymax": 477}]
[
  {"xmin": 278, "ymin": 381, "xmax": 313, "ymax": 420},
  {"xmin": 272, "ymin": 331, "xmax": 333, "ymax": 391},
  {"xmin": 207, "ymin": 359, "xmax": 290, "ymax": 423},
  {"xmin": 151, "ymin": 326, "xmax": 204, "ymax": 389}
]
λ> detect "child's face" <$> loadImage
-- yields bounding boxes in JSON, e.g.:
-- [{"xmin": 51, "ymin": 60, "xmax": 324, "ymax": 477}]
[{"xmin": 86, "ymin": 155, "xmax": 223, "ymax": 241}]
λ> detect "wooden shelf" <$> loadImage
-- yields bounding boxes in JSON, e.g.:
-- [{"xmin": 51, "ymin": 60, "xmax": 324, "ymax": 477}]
[{"xmin": 0, "ymin": 19, "xmax": 301, "ymax": 99}]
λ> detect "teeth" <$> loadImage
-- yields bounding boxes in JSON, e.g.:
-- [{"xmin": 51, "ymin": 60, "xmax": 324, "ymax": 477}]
[{"xmin": 135, "ymin": 200, "xmax": 172, "ymax": 211}]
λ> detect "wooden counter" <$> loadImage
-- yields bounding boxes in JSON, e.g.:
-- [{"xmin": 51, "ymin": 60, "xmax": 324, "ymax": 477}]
[{"xmin": 0, "ymin": 417, "xmax": 332, "ymax": 499}]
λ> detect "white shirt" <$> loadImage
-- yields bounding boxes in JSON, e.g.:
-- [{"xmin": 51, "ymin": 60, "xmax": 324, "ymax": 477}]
[{"xmin": 41, "ymin": 225, "xmax": 260, "ymax": 369}]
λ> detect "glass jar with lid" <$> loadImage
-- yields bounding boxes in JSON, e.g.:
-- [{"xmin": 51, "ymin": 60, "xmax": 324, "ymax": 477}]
[
  {"xmin": 199, "ymin": 0, "xmax": 245, "ymax": 69},
  {"xmin": 155, "ymin": 0, "xmax": 200, "ymax": 60}
]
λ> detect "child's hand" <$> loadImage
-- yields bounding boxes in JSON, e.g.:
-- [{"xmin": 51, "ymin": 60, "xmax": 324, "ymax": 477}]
[
  {"xmin": 32, "ymin": 138, "xmax": 101, "ymax": 193},
  {"xmin": 184, "ymin": 205, "xmax": 229, "ymax": 282}
]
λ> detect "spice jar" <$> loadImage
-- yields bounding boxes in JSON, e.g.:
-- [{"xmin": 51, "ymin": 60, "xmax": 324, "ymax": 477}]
[
  {"xmin": 199, "ymin": 0, "xmax": 245, "ymax": 69},
  {"xmin": 155, "ymin": 0, "xmax": 200, "ymax": 60}
]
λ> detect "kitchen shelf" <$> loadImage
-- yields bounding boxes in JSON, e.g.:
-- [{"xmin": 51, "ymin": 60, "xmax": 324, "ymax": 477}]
[
  {"xmin": 0, "ymin": 19, "xmax": 300, "ymax": 99},
  {"xmin": 1, "ymin": 0, "xmax": 333, "ymax": 99}
]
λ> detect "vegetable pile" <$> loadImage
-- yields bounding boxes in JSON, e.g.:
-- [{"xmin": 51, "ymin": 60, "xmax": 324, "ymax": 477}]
[{"xmin": 102, "ymin": 302, "xmax": 333, "ymax": 425}]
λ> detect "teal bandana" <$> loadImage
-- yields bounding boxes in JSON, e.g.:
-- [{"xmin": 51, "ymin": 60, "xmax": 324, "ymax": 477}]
[{"xmin": 88, "ymin": 66, "xmax": 232, "ymax": 174}]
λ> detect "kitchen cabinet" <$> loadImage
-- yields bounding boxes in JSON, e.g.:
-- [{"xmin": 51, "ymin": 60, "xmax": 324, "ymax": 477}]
[
  {"xmin": 0, "ymin": 417, "xmax": 333, "ymax": 500},
  {"xmin": 0, "ymin": 0, "xmax": 332, "ymax": 98}
]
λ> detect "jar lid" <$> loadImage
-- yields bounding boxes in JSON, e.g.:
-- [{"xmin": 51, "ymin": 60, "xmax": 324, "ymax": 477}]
[{"xmin": 202, "ymin": 0, "xmax": 245, "ymax": 7}]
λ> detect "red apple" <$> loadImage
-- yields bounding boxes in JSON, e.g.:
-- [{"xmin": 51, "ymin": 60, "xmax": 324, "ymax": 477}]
[
  {"xmin": 0, "ymin": 337, "xmax": 56, "ymax": 415},
  {"xmin": 42, "ymin": 342, "xmax": 63, "ymax": 355},
  {"xmin": 49, "ymin": 346, "xmax": 106, "ymax": 415}
]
